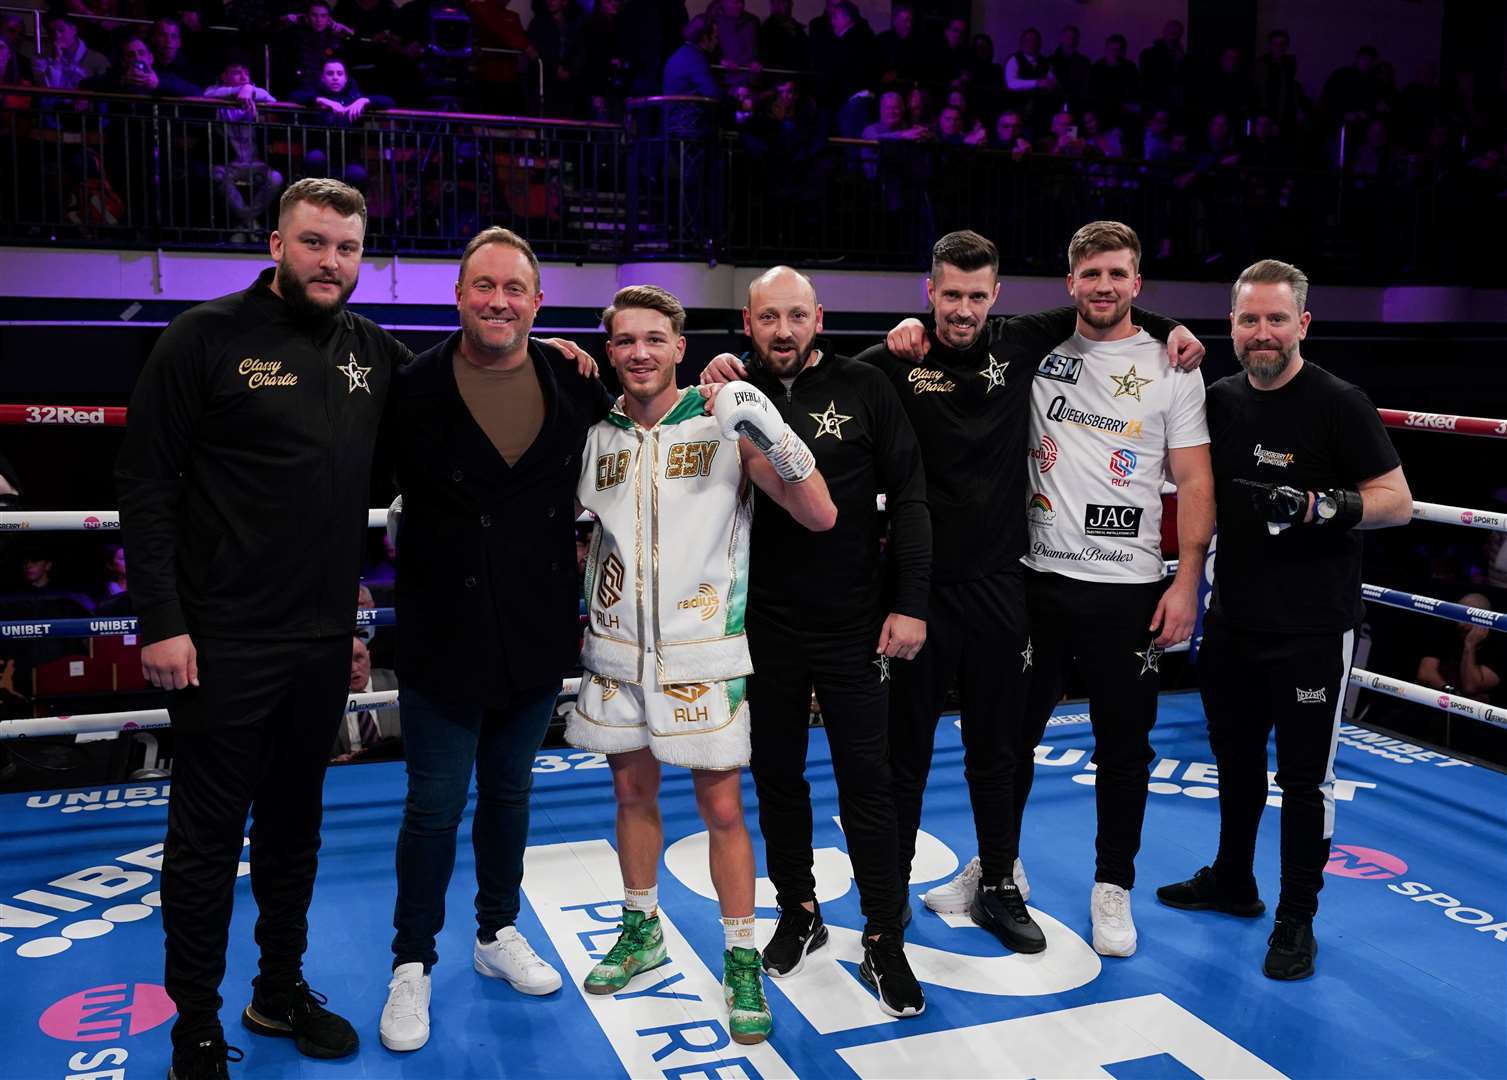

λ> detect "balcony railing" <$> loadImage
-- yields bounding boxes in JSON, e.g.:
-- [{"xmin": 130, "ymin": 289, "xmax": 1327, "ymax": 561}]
[{"xmin": 0, "ymin": 88, "xmax": 1490, "ymax": 282}]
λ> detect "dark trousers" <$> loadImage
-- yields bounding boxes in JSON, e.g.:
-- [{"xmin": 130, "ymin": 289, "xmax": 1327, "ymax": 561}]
[
  {"xmin": 1199, "ymin": 614, "xmax": 1354, "ymax": 920},
  {"xmin": 890, "ymin": 566, "xmax": 1028, "ymax": 887},
  {"xmin": 1017, "ymin": 569, "xmax": 1166, "ymax": 889},
  {"xmin": 161, "ymin": 636, "xmax": 350, "ymax": 1050},
  {"xmin": 392, "ymin": 681, "xmax": 558, "ymax": 971},
  {"xmin": 748, "ymin": 606, "xmax": 901, "ymax": 937}
]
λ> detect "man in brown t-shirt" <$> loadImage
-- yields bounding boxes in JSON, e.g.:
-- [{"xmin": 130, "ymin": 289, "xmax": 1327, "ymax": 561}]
[{"xmin": 381, "ymin": 228, "xmax": 614, "ymax": 1053}]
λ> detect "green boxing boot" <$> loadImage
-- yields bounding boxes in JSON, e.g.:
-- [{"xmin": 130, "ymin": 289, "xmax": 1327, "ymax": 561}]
[
  {"xmin": 723, "ymin": 947, "xmax": 773, "ymax": 1045},
  {"xmin": 584, "ymin": 909, "xmax": 668, "ymax": 995}
]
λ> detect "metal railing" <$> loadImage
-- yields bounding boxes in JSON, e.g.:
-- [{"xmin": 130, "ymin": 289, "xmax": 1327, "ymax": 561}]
[{"xmin": 0, "ymin": 87, "xmax": 1488, "ymax": 279}]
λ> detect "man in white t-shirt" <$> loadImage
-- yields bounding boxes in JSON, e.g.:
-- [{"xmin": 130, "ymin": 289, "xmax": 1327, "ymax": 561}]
[{"xmin": 1013, "ymin": 221, "xmax": 1213, "ymax": 958}]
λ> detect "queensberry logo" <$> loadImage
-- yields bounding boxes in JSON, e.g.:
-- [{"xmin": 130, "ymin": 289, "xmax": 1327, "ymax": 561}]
[
  {"xmin": 1084, "ymin": 504, "xmax": 1142, "ymax": 537},
  {"xmin": 1037, "ymin": 353, "xmax": 1083, "ymax": 384},
  {"xmin": 1047, "ymin": 396, "xmax": 1143, "ymax": 438}
]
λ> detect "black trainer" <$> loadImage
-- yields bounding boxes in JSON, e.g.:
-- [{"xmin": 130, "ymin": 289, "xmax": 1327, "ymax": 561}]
[
  {"xmin": 859, "ymin": 934, "xmax": 925, "ymax": 1018},
  {"xmin": 1264, "ymin": 917, "xmax": 1317, "ymax": 980},
  {"xmin": 167, "ymin": 1038, "xmax": 243, "ymax": 1080},
  {"xmin": 1157, "ymin": 866, "xmax": 1266, "ymax": 917},
  {"xmin": 762, "ymin": 903, "xmax": 828, "ymax": 978},
  {"xmin": 970, "ymin": 881, "xmax": 1046, "ymax": 954},
  {"xmin": 241, "ymin": 976, "xmax": 359, "ymax": 1059}
]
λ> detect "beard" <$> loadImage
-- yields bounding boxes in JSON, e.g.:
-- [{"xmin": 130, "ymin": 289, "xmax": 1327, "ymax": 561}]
[
  {"xmin": 460, "ymin": 309, "xmax": 528, "ymax": 359},
  {"xmin": 937, "ymin": 314, "xmax": 980, "ymax": 349},
  {"xmin": 1237, "ymin": 339, "xmax": 1297, "ymax": 381},
  {"xmin": 275, "ymin": 258, "xmax": 356, "ymax": 322},
  {"xmin": 753, "ymin": 335, "xmax": 818, "ymax": 377},
  {"xmin": 1077, "ymin": 294, "xmax": 1132, "ymax": 331}
]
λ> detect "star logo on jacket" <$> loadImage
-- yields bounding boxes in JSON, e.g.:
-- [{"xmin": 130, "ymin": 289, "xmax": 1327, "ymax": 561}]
[
  {"xmin": 1108, "ymin": 364, "xmax": 1153, "ymax": 402},
  {"xmin": 1021, "ymin": 638, "xmax": 1033, "ymax": 671},
  {"xmin": 873, "ymin": 655, "xmax": 891, "ymax": 683},
  {"xmin": 337, "ymin": 354, "xmax": 372, "ymax": 395},
  {"xmin": 980, "ymin": 352, "xmax": 1009, "ymax": 393},
  {"xmin": 809, "ymin": 401, "xmax": 854, "ymax": 440},
  {"xmin": 1135, "ymin": 641, "xmax": 1164, "ymax": 676}
]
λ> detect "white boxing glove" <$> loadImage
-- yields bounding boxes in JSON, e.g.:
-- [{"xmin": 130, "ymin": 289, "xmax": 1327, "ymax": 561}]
[
  {"xmin": 713, "ymin": 380, "xmax": 816, "ymax": 483},
  {"xmin": 386, "ymin": 495, "xmax": 402, "ymax": 552}
]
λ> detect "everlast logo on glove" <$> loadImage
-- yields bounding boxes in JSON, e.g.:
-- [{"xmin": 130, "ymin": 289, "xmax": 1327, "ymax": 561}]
[{"xmin": 733, "ymin": 391, "xmax": 762, "ymax": 408}]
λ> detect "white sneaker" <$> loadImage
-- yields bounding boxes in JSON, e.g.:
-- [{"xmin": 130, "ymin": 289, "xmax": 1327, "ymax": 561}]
[
  {"xmin": 922, "ymin": 856, "xmax": 981, "ymax": 913},
  {"xmin": 1090, "ymin": 882, "xmax": 1137, "ymax": 957},
  {"xmin": 922, "ymin": 856, "xmax": 1031, "ymax": 913},
  {"xmin": 474, "ymin": 925, "xmax": 563, "ymax": 995},
  {"xmin": 380, "ymin": 962, "xmax": 431, "ymax": 1052}
]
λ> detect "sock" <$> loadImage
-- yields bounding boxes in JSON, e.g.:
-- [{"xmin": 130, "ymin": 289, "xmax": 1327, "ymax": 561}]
[
  {"xmin": 625, "ymin": 885, "xmax": 658, "ymax": 917},
  {"xmin": 722, "ymin": 914, "xmax": 756, "ymax": 952}
]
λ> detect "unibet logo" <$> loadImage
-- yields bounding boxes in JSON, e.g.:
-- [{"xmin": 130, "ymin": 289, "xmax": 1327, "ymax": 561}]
[
  {"xmin": 39, "ymin": 983, "xmax": 175, "ymax": 1042},
  {"xmin": 1324, "ymin": 844, "xmax": 1407, "ymax": 880}
]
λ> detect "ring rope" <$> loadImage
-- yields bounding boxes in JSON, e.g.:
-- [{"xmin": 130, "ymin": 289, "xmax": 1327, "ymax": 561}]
[
  {"xmin": 6, "ymin": 497, "xmax": 1505, "ymax": 535},
  {"xmin": 5, "ymin": 403, "xmax": 1504, "ymax": 439},
  {"xmin": 1350, "ymin": 668, "xmax": 1506, "ymax": 730},
  {"xmin": 0, "ymin": 679, "xmax": 585, "ymax": 741},
  {"xmin": 1376, "ymin": 409, "xmax": 1507, "ymax": 440}
]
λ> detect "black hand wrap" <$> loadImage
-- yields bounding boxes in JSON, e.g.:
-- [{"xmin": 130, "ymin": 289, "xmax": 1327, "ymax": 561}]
[
  {"xmin": 1316, "ymin": 488, "xmax": 1365, "ymax": 529},
  {"xmin": 1234, "ymin": 478, "xmax": 1308, "ymax": 526}
]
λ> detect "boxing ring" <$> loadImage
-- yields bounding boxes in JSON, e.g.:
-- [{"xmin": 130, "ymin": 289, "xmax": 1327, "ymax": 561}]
[{"xmin": 0, "ymin": 404, "xmax": 1503, "ymax": 1078}]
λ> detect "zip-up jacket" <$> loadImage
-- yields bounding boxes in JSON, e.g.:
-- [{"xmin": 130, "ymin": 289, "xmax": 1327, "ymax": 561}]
[{"xmin": 116, "ymin": 268, "xmax": 410, "ymax": 644}]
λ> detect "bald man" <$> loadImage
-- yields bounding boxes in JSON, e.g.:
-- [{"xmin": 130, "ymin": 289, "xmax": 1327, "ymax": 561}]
[{"xmin": 699, "ymin": 267, "xmax": 931, "ymax": 1018}]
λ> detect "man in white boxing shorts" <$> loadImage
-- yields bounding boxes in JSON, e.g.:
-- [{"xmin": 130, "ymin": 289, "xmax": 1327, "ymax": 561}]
[{"xmin": 566, "ymin": 285, "xmax": 836, "ymax": 1045}]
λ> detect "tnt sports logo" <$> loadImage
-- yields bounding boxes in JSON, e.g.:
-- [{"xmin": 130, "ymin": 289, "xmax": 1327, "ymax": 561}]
[
  {"xmin": 40, "ymin": 983, "xmax": 175, "ymax": 1042},
  {"xmin": 83, "ymin": 516, "xmax": 101, "ymax": 530},
  {"xmin": 1037, "ymin": 352, "xmax": 1083, "ymax": 384},
  {"xmin": 1461, "ymin": 510, "xmax": 1473, "ymax": 526},
  {"xmin": 1030, "ymin": 434, "xmax": 1058, "ymax": 473},
  {"xmin": 676, "ymin": 584, "xmax": 720, "ymax": 622},
  {"xmin": 1027, "ymin": 493, "xmax": 1056, "ymax": 528},
  {"xmin": 1108, "ymin": 448, "xmax": 1136, "ymax": 487},
  {"xmin": 1325, "ymin": 845, "xmax": 1408, "ymax": 880}
]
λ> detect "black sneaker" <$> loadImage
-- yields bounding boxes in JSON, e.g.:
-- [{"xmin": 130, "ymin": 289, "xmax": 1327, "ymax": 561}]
[
  {"xmin": 970, "ymin": 882, "xmax": 1046, "ymax": 954},
  {"xmin": 167, "ymin": 1038, "xmax": 243, "ymax": 1080},
  {"xmin": 859, "ymin": 934, "xmax": 925, "ymax": 1018},
  {"xmin": 241, "ymin": 977, "xmax": 359, "ymax": 1059},
  {"xmin": 762, "ymin": 903, "xmax": 828, "ymax": 978},
  {"xmin": 1157, "ymin": 866, "xmax": 1266, "ymax": 918},
  {"xmin": 1263, "ymin": 917, "xmax": 1317, "ymax": 980}
]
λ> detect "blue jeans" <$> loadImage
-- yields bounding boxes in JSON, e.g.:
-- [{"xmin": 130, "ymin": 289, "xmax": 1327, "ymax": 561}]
[{"xmin": 391, "ymin": 682, "xmax": 558, "ymax": 971}]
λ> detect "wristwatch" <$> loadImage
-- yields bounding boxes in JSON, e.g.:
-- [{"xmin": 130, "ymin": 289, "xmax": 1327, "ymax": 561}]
[{"xmin": 1313, "ymin": 491, "xmax": 1338, "ymax": 524}]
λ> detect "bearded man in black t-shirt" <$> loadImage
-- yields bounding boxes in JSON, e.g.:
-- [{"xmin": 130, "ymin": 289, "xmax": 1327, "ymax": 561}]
[{"xmin": 1155, "ymin": 259, "xmax": 1413, "ymax": 981}]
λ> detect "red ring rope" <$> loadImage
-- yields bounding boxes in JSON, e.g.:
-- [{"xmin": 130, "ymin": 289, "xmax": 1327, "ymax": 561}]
[{"xmin": 1376, "ymin": 409, "xmax": 1507, "ymax": 439}]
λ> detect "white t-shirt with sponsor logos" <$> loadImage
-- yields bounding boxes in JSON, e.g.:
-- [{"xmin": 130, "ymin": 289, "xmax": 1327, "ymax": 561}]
[{"xmin": 1023, "ymin": 328, "xmax": 1208, "ymax": 583}]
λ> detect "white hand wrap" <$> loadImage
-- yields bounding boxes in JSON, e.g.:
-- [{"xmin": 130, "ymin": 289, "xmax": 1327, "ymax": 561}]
[
  {"xmin": 714, "ymin": 381, "xmax": 815, "ymax": 483},
  {"xmin": 386, "ymin": 495, "xmax": 403, "ymax": 551}
]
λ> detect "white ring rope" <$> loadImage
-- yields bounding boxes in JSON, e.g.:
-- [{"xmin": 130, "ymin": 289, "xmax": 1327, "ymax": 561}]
[
  {"xmin": 1350, "ymin": 668, "xmax": 1506, "ymax": 730},
  {"xmin": 0, "ymin": 680, "xmax": 584, "ymax": 741},
  {"xmin": 3, "ymin": 496, "xmax": 1502, "ymax": 534}
]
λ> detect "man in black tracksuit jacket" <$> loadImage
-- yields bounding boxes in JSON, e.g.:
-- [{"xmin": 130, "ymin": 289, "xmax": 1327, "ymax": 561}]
[
  {"xmin": 864, "ymin": 230, "xmax": 1193, "ymax": 954},
  {"xmin": 699, "ymin": 267, "xmax": 931, "ymax": 1018},
  {"xmin": 116, "ymin": 182, "xmax": 411, "ymax": 1076}
]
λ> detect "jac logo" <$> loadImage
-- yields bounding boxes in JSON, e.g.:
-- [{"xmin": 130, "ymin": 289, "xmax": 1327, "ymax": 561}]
[
  {"xmin": 39, "ymin": 983, "xmax": 175, "ymax": 1042},
  {"xmin": 1083, "ymin": 504, "xmax": 1141, "ymax": 538},
  {"xmin": 1405, "ymin": 412, "xmax": 1458, "ymax": 430},
  {"xmin": 1036, "ymin": 352, "xmax": 1083, "ymax": 384},
  {"xmin": 1108, "ymin": 448, "xmax": 1137, "ymax": 487},
  {"xmin": 1324, "ymin": 844, "xmax": 1407, "ymax": 880}
]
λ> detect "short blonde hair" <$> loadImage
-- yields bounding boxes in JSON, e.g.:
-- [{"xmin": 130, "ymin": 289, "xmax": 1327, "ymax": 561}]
[
  {"xmin": 1067, "ymin": 220, "xmax": 1141, "ymax": 273},
  {"xmin": 1232, "ymin": 258, "xmax": 1310, "ymax": 312},
  {"xmin": 601, "ymin": 285, "xmax": 686, "ymax": 337},
  {"xmin": 278, "ymin": 176, "xmax": 366, "ymax": 229}
]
